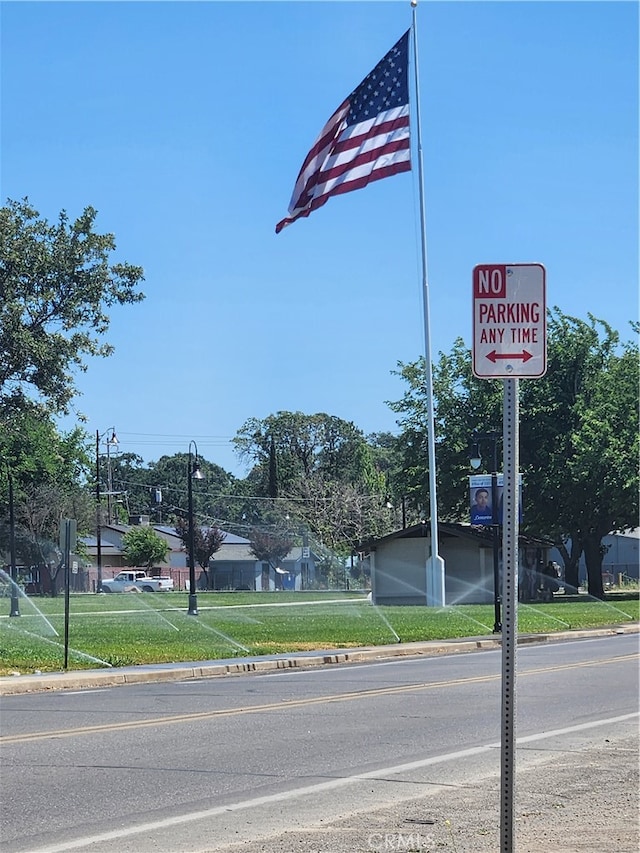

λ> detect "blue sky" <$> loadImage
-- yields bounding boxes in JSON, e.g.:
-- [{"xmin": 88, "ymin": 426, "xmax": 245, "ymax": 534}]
[{"xmin": 1, "ymin": 1, "xmax": 637, "ymax": 477}]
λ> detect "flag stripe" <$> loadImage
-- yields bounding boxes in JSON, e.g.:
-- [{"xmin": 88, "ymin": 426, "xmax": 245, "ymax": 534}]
[
  {"xmin": 295, "ymin": 103, "xmax": 350, "ymax": 178},
  {"xmin": 284, "ymin": 109, "xmax": 410, "ymax": 222},
  {"xmin": 288, "ymin": 130, "xmax": 410, "ymax": 221},
  {"xmin": 291, "ymin": 107, "xmax": 410, "ymax": 213},
  {"xmin": 276, "ymin": 158, "xmax": 411, "ymax": 233},
  {"xmin": 337, "ymin": 106, "xmax": 409, "ymax": 146},
  {"xmin": 317, "ymin": 157, "xmax": 411, "ymax": 202},
  {"xmin": 276, "ymin": 30, "xmax": 411, "ymax": 233},
  {"xmin": 330, "ymin": 115, "xmax": 409, "ymax": 160},
  {"xmin": 317, "ymin": 137, "xmax": 410, "ymax": 188},
  {"xmin": 285, "ymin": 103, "xmax": 350, "ymax": 211}
]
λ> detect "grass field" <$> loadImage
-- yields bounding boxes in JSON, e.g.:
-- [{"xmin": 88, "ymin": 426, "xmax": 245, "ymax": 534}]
[{"xmin": 0, "ymin": 590, "xmax": 637, "ymax": 675}]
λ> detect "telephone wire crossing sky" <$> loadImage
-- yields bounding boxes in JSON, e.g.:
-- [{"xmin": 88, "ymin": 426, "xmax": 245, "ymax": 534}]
[{"xmin": 276, "ymin": 29, "xmax": 411, "ymax": 234}]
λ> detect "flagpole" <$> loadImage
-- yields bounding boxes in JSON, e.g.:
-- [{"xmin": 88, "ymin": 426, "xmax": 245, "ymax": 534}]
[{"xmin": 411, "ymin": 0, "xmax": 445, "ymax": 606}]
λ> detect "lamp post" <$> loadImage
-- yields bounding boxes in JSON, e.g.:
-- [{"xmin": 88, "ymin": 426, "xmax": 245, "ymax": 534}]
[
  {"xmin": 105, "ymin": 432, "xmax": 118, "ymax": 524},
  {"xmin": 7, "ymin": 469, "xmax": 20, "ymax": 617},
  {"xmin": 187, "ymin": 441, "xmax": 204, "ymax": 616},
  {"xmin": 95, "ymin": 428, "xmax": 118, "ymax": 593},
  {"xmin": 470, "ymin": 431, "xmax": 502, "ymax": 633}
]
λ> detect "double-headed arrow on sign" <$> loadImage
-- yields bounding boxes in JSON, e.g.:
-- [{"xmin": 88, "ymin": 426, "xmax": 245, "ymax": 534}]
[{"xmin": 486, "ymin": 350, "xmax": 533, "ymax": 363}]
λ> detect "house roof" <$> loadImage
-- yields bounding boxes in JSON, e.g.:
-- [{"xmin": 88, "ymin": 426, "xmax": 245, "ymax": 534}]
[
  {"xmin": 367, "ymin": 522, "xmax": 553, "ymax": 550},
  {"xmin": 80, "ymin": 535, "xmax": 120, "ymax": 553},
  {"xmin": 608, "ymin": 527, "xmax": 640, "ymax": 540},
  {"xmin": 211, "ymin": 531, "xmax": 251, "ymax": 545},
  {"xmin": 211, "ymin": 543, "xmax": 318, "ymax": 563},
  {"xmin": 154, "ymin": 525, "xmax": 250, "ymax": 545},
  {"xmin": 81, "ymin": 524, "xmax": 313, "ymax": 565}
]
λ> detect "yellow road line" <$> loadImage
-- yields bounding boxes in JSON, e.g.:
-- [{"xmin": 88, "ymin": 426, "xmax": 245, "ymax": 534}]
[{"xmin": 1, "ymin": 653, "xmax": 637, "ymax": 745}]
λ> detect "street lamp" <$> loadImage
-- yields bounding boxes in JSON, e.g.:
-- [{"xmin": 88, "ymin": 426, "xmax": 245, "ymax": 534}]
[
  {"xmin": 470, "ymin": 431, "xmax": 502, "ymax": 633},
  {"xmin": 187, "ymin": 441, "xmax": 204, "ymax": 616},
  {"xmin": 95, "ymin": 428, "xmax": 118, "ymax": 593}
]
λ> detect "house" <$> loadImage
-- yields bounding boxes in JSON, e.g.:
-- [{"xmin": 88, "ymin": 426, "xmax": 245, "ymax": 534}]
[
  {"xmin": 597, "ymin": 528, "xmax": 640, "ymax": 581},
  {"xmin": 548, "ymin": 528, "xmax": 640, "ymax": 584},
  {"xmin": 368, "ymin": 522, "xmax": 552, "ymax": 606},
  {"xmin": 205, "ymin": 533, "xmax": 319, "ymax": 591},
  {"xmin": 80, "ymin": 518, "xmax": 320, "ymax": 592},
  {"xmin": 80, "ymin": 518, "xmax": 185, "ymax": 591}
]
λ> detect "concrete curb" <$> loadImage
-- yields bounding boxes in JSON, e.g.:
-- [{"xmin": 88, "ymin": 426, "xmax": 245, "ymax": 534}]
[{"xmin": 1, "ymin": 624, "xmax": 637, "ymax": 696}]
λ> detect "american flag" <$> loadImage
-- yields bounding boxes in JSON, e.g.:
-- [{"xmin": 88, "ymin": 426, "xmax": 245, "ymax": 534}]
[{"xmin": 276, "ymin": 30, "xmax": 411, "ymax": 234}]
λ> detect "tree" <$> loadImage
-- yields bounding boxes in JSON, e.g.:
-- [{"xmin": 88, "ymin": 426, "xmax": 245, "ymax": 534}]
[
  {"xmin": 128, "ymin": 453, "xmax": 237, "ymax": 525},
  {"xmin": 15, "ymin": 483, "xmax": 95, "ymax": 595},
  {"xmin": 292, "ymin": 474, "xmax": 394, "ymax": 556},
  {"xmin": 233, "ymin": 411, "xmax": 382, "ymax": 491},
  {"xmin": 0, "ymin": 406, "xmax": 91, "ymax": 494},
  {"xmin": 232, "ymin": 411, "xmax": 391, "ymax": 551},
  {"xmin": 248, "ymin": 528, "xmax": 295, "ymax": 572},
  {"xmin": 121, "ymin": 526, "xmax": 169, "ymax": 569},
  {"xmin": 174, "ymin": 519, "xmax": 226, "ymax": 587},
  {"xmin": 0, "ymin": 408, "xmax": 93, "ymax": 594},
  {"xmin": 388, "ymin": 344, "xmax": 502, "ymax": 523},
  {"xmin": 520, "ymin": 313, "xmax": 639, "ymax": 597},
  {"xmin": 0, "ymin": 198, "xmax": 144, "ymax": 416},
  {"xmin": 388, "ymin": 311, "xmax": 639, "ymax": 599}
]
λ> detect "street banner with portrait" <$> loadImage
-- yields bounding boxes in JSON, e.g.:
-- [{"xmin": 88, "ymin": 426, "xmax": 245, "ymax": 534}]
[{"xmin": 469, "ymin": 474, "xmax": 523, "ymax": 525}]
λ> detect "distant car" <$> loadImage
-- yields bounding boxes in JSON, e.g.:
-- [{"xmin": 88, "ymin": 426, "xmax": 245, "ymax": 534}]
[{"xmin": 101, "ymin": 571, "xmax": 174, "ymax": 593}]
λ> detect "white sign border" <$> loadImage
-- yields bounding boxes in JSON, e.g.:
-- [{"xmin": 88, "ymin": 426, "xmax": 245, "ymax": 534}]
[{"xmin": 472, "ymin": 263, "xmax": 547, "ymax": 380}]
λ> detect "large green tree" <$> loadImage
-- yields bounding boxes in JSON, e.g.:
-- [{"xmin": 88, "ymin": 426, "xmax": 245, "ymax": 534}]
[
  {"xmin": 232, "ymin": 411, "xmax": 391, "ymax": 552},
  {"xmin": 0, "ymin": 198, "xmax": 144, "ymax": 415},
  {"xmin": 388, "ymin": 310, "xmax": 639, "ymax": 599},
  {"xmin": 233, "ymin": 412, "xmax": 384, "ymax": 492},
  {"xmin": 520, "ymin": 313, "xmax": 639, "ymax": 597},
  {"xmin": 388, "ymin": 345, "xmax": 502, "ymax": 523},
  {"xmin": 108, "ymin": 452, "xmax": 238, "ymax": 527},
  {"xmin": 121, "ymin": 526, "xmax": 169, "ymax": 569}
]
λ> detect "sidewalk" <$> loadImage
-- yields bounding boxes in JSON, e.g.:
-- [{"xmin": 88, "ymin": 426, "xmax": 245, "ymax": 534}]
[{"xmin": 1, "ymin": 624, "xmax": 637, "ymax": 695}]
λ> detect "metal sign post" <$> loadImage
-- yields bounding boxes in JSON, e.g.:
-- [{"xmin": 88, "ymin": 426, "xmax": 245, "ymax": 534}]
[
  {"xmin": 60, "ymin": 519, "xmax": 77, "ymax": 671},
  {"xmin": 501, "ymin": 378, "xmax": 519, "ymax": 852},
  {"xmin": 472, "ymin": 263, "xmax": 546, "ymax": 852}
]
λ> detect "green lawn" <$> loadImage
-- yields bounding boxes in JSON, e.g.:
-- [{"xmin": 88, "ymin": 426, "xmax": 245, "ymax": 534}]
[{"xmin": 0, "ymin": 590, "xmax": 637, "ymax": 674}]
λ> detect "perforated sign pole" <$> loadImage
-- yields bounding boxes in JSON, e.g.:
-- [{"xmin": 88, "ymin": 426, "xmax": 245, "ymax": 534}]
[
  {"xmin": 501, "ymin": 378, "xmax": 519, "ymax": 853},
  {"xmin": 472, "ymin": 263, "xmax": 546, "ymax": 853}
]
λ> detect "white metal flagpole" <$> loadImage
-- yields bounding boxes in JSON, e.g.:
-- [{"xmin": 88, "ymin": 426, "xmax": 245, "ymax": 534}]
[{"xmin": 411, "ymin": 0, "xmax": 445, "ymax": 606}]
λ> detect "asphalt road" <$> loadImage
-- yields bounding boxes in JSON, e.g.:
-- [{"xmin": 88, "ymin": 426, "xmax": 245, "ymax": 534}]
[{"xmin": 1, "ymin": 634, "xmax": 638, "ymax": 852}]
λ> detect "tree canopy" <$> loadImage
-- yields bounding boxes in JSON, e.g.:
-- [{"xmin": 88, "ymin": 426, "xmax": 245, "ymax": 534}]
[
  {"xmin": 121, "ymin": 526, "xmax": 169, "ymax": 569},
  {"xmin": 107, "ymin": 451, "xmax": 238, "ymax": 526},
  {"xmin": 174, "ymin": 518, "xmax": 226, "ymax": 585},
  {"xmin": 0, "ymin": 198, "xmax": 144, "ymax": 415},
  {"xmin": 519, "ymin": 312, "xmax": 639, "ymax": 595},
  {"xmin": 388, "ymin": 309, "xmax": 639, "ymax": 598},
  {"xmin": 232, "ymin": 411, "xmax": 392, "ymax": 554},
  {"xmin": 0, "ymin": 408, "xmax": 93, "ymax": 592},
  {"xmin": 248, "ymin": 528, "xmax": 295, "ymax": 569}
]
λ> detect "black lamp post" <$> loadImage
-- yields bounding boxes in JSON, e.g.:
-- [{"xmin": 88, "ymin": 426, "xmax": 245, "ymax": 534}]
[
  {"xmin": 187, "ymin": 441, "xmax": 204, "ymax": 616},
  {"xmin": 8, "ymin": 469, "xmax": 20, "ymax": 617},
  {"xmin": 95, "ymin": 428, "xmax": 118, "ymax": 593},
  {"xmin": 470, "ymin": 431, "xmax": 502, "ymax": 634}
]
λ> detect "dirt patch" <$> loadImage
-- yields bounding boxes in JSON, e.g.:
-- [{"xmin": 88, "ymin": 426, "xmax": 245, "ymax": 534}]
[{"xmin": 212, "ymin": 730, "xmax": 639, "ymax": 853}]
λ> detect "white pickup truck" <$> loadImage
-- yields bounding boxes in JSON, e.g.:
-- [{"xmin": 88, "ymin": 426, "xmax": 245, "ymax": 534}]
[{"xmin": 101, "ymin": 571, "xmax": 174, "ymax": 593}]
